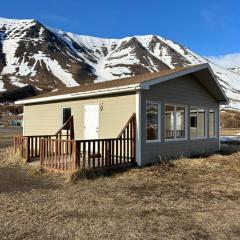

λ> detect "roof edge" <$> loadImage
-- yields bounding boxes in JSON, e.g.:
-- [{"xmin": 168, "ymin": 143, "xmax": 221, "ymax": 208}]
[{"xmin": 15, "ymin": 84, "xmax": 139, "ymax": 105}]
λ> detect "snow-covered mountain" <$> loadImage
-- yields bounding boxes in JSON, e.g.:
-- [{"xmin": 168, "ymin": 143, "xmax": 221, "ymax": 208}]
[
  {"xmin": 0, "ymin": 17, "xmax": 240, "ymax": 109},
  {"xmin": 229, "ymin": 66, "xmax": 240, "ymax": 75}
]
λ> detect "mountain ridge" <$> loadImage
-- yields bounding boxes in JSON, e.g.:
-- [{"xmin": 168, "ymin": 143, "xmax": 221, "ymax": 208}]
[{"xmin": 0, "ymin": 17, "xmax": 240, "ymax": 109}]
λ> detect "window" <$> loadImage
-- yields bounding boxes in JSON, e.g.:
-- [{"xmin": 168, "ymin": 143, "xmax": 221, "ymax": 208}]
[
  {"xmin": 146, "ymin": 102, "xmax": 160, "ymax": 141},
  {"xmin": 190, "ymin": 108, "xmax": 206, "ymax": 138},
  {"xmin": 165, "ymin": 105, "xmax": 175, "ymax": 139},
  {"xmin": 62, "ymin": 107, "xmax": 71, "ymax": 129},
  {"xmin": 209, "ymin": 109, "xmax": 216, "ymax": 137},
  {"xmin": 176, "ymin": 106, "xmax": 186, "ymax": 138},
  {"xmin": 164, "ymin": 105, "xmax": 186, "ymax": 140}
]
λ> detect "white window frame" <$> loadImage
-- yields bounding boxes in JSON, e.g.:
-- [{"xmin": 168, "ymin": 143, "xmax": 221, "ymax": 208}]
[
  {"xmin": 146, "ymin": 101, "xmax": 161, "ymax": 143},
  {"xmin": 208, "ymin": 108, "xmax": 217, "ymax": 138},
  {"xmin": 164, "ymin": 104, "xmax": 188, "ymax": 142},
  {"xmin": 190, "ymin": 107, "xmax": 207, "ymax": 140},
  {"xmin": 61, "ymin": 106, "xmax": 72, "ymax": 126}
]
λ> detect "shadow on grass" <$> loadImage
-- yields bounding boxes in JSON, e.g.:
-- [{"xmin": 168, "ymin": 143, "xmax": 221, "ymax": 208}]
[
  {"xmin": 0, "ymin": 166, "xmax": 60, "ymax": 193},
  {"xmin": 70, "ymin": 163, "xmax": 136, "ymax": 182}
]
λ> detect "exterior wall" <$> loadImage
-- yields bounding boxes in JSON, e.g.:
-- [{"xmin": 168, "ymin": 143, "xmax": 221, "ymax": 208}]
[
  {"xmin": 23, "ymin": 93, "xmax": 136, "ymax": 139},
  {"xmin": 140, "ymin": 74, "xmax": 220, "ymax": 166}
]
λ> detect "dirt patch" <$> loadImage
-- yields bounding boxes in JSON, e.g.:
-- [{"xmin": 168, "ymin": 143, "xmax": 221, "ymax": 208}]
[{"xmin": 0, "ymin": 146, "xmax": 240, "ymax": 239}]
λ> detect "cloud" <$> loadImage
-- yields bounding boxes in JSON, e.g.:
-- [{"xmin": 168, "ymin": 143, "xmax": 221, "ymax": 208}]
[
  {"xmin": 207, "ymin": 53, "xmax": 240, "ymax": 68},
  {"xmin": 41, "ymin": 14, "xmax": 79, "ymax": 25}
]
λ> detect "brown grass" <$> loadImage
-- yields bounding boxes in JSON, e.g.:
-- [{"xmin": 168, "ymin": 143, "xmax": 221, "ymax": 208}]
[
  {"xmin": 0, "ymin": 146, "xmax": 240, "ymax": 239},
  {"xmin": 220, "ymin": 128, "xmax": 240, "ymax": 136},
  {"xmin": 0, "ymin": 127, "xmax": 22, "ymax": 148},
  {"xmin": 221, "ymin": 110, "xmax": 240, "ymax": 128}
]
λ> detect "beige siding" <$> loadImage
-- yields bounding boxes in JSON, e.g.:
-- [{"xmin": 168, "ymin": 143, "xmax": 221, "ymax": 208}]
[
  {"xmin": 24, "ymin": 93, "xmax": 136, "ymax": 139},
  {"xmin": 140, "ymin": 75, "xmax": 220, "ymax": 165}
]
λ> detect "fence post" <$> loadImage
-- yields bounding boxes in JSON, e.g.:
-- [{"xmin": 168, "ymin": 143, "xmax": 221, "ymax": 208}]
[
  {"xmin": 131, "ymin": 117, "xmax": 136, "ymax": 164},
  {"xmin": 75, "ymin": 141, "xmax": 80, "ymax": 169},
  {"xmin": 25, "ymin": 137, "xmax": 30, "ymax": 162},
  {"xmin": 105, "ymin": 140, "xmax": 111, "ymax": 167},
  {"xmin": 40, "ymin": 138, "xmax": 43, "ymax": 168},
  {"xmin": 72, "ymin": 141, "xmax": 77, "ymax": 171}
]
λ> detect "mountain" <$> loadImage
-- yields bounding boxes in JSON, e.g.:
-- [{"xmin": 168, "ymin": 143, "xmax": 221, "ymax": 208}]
[
  {"xmin": 229, "ymin": 66, "xmax": 240, "ymax": 75},
  {"xmin": 0, "ymin": 85, "xmax": 37, "ymax": 102},
  {"xmin": 0, "ymin": 17, "xmax": 240, "ymax": 109}
]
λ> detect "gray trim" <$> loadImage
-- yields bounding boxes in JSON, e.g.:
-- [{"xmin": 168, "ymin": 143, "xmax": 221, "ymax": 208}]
[{"xmin": 140, "ymin": 63, "xmax": 228, "ymax": 103}]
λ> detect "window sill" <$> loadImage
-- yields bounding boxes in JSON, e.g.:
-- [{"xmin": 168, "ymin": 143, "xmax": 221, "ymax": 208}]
[
  {"xmin": 164, "ymin": 138, "xmax": 187, "ymax": 142},
  {"xmin": 209, "ymin": 136, "xmax": 218, "ymax": 139},
  {"xmin": 146, "ymin": 139, "xmax": 161, "ymax": 144},
  {"xmin": 190, "ymin": 137, "xmax": 207, "ymax": 140}
]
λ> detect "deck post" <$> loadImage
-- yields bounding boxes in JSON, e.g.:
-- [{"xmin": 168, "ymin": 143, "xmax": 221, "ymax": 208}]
[
  {"xmin": 75, "ymin": 141, "xmax": 80, "ymax": 169},
  {"xmin": 106, "ymin": 140, "xmax": 111, "ymax": 167},
  {"xmin": 25, "ymin": 137, "xmax": 30, "ymax": 162}
]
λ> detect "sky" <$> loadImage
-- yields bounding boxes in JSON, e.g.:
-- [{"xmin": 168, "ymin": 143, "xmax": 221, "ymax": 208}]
[{"xmin": 1, "ymin": 0, "xmax": 239, "ymax": 67}]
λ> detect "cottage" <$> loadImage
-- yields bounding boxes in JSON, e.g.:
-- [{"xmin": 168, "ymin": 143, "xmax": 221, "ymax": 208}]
[{"xmin": 15, "ymin": 63, "xmax": 227, "ymax": 169}]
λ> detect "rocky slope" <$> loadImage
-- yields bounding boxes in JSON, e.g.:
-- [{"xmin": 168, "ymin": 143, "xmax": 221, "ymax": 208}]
[{"xmin": 0, "ymin": 17, "xmax": 240, "ymax": 109}]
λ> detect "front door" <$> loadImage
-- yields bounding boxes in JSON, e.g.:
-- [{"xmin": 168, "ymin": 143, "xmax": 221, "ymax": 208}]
[{"xmin": 84, "ymin": 104, "xmax": 99, "ymax": 139}]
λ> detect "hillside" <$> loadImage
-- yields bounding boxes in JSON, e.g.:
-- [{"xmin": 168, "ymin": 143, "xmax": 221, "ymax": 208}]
[{"xmin": 0, "ymin": 17, "xmax": 240, "ymax": 109}]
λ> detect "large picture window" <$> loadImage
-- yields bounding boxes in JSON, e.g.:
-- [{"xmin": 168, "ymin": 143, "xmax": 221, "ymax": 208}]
[
  {"xmin": 209, "ymin": 109, "xmax": 216, "ymax": 137},
  {"xmin": 190, "ymin": 108, "xmax": 206, "ymax": 138},
  {"xmin": 146, "ymin": 102, "xmax": 160, "ymax": 141},
  {"xmin": 165, "ymin": 105, "xmax": 186, "ymax": 140}
]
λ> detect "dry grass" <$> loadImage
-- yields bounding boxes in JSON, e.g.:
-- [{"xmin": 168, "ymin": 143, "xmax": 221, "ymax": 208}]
[
  {"xmin": 220, "ymin": 128, "xmax": 240, "ymax": 136},
  {"xmin": 0, "ymin": 146, "xmax": 240, "ymax": 240},
  {"xmin": 221, "ymin": 110, "xmax": 240, "ymax": 128},
  {"xmin": 0, "ymin": 127, "xmax": 22, "ymax": 148}
]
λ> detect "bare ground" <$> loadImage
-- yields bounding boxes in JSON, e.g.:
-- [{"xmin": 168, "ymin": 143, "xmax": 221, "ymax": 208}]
[{"xmin": 0, "ymin": 145, "xmax": 240, "ymax": 240}]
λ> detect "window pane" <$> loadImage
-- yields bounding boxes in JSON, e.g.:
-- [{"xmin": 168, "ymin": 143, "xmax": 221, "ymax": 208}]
[
  {"xmin": 190, "ymin": 109, "xmax": 198, "ymax": 138},
  {"xmin": 165, "ymin": 105, "xmax": 175, "ymax": 139},
  {"xmin": 198, "ymin": 109, "xmax": 205, "ymax": 137},
  {"xmin": 62, "ymin": 108, "xmax": 71, "ymax": 129},
  {"xmin": 190, "ymin": 108, "xmax": 205, "ymax": 138},
  {"xmin": 147, "ymin": 103, "xmax": 159, "ymax": 140},
  {"xmin": 176, "ymin": 106, "xmax": 185, "ymax": 138},
  {"xmin": 209, "ymin": 110, "xmax": 215, "ymax": 137}
]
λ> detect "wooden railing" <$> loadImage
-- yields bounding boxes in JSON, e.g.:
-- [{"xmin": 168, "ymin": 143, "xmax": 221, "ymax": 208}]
[
  {"xmin": 14, "ymin": 135, "xmax": 56, "ymax": 161},
  {"xmin": 14, "ymin": 114, "xmax": 136, "ymax": 171},
  {"xmin": 40, "ymin": 113, "xmax": 136, "ymax": 171},
  {"xmin": 75, "ymin": 137, "xmax": 134, "ymax": 169},
  {"xmin": 40, "ymin": 138, "xmax": 77, "ymax": 171},
  {"xmin": 13, "ymin": 116, "xmax": 74, "ymax": 162},
  {"xmin": 55, "ymin": 116, "xmax": 74, "ymax": 140},
  {"xmin": 14, "ymin": 136, "xmax": 29, "ymax": 161}
]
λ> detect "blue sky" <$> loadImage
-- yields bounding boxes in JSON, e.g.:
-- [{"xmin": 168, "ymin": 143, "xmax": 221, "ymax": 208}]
[{"xmin": 1, "ymin": 0, "xmax": 239, "ymax": 65}]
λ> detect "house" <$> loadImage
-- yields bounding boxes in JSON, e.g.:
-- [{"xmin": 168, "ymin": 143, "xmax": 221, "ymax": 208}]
[{"xmin": 15, "ymin": 63, "xmax": 228, "ymax": 168}]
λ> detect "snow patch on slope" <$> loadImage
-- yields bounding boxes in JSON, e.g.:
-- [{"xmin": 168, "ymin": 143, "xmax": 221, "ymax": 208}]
[
  {"xmin": 33, "ymin": 51, "xmax": 79, "ymax": 87},
  {"xmin": 9, "ymin": 76, "xmax": 28, "ymax": 88}
]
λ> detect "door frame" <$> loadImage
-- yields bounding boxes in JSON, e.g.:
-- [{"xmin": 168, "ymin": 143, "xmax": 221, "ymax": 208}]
[{"xmin": 83, "ymin": 103, "xmax": 100, "ymax": 140}]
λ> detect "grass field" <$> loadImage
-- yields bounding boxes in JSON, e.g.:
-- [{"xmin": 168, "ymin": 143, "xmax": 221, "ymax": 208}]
[{"xmin": 0, "ymin": 144, "xmax": 240, "ymax": 239}]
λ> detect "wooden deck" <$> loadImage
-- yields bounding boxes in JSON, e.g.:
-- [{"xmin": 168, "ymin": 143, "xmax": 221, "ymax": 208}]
[{"xmin": 14, "ymin": 114, "xmax": 136, "ymax": 172}]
